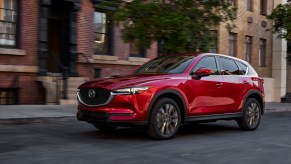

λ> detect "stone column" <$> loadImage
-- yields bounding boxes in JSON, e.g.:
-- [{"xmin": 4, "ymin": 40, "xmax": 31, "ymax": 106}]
[
  {"xmin": 272, "ymin": 36, "xmax": 287, "ymax": 102},
  {"xmin": 271, "ymin": 0, "xmax": 288, "ymax": 102}
]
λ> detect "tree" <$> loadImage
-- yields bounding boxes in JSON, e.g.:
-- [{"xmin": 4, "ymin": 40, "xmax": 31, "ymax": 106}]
[
  {"xmin": 104, "ymin": 0, "xmax": 236, "ymax": 54},
  {"xmin": 267, "ymin": 1, "xmax": 291, "ymax": 40}
]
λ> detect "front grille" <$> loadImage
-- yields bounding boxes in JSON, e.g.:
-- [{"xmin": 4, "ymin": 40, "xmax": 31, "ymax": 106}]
[
  {"xmin": 79, "ymin": 110, "xmax": 108, "ymax": 122},
  {"xmin": 78, "ymin": 88, "xmax": 112, "ymax": 106}
]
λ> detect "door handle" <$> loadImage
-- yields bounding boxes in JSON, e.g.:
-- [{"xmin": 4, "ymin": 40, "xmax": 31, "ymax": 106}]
[
  {"xmin": 243, "ymin": 80, "xmax": 249, "ymax": 85},
  {"xmin": 216, "ymin": 82, "xmax": 223, "ymax": 87}
]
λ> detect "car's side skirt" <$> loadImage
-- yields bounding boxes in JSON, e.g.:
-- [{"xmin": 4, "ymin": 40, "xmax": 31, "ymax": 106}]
[{"xmin": 186, "ymin": 112, "xmax": 243, "ymax": 122}]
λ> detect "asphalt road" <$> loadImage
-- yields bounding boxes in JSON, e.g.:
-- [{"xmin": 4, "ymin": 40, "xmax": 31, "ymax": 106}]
[{"xmin": 0, "ymin": 112, "xmax": 291, "ymax": 164}]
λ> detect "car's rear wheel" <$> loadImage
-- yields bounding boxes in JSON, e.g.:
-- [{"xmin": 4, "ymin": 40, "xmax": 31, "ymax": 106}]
[
  {"xmin": 93, "ymin": 123, "xmax": 117, "ymax": 131},
  {"xmin": 147, "ymin": 98, "xmax": 181, "ymax": 139},
  {"xmin": 237, "ymin": 98, "xmax": 261, "ymax": 131}
]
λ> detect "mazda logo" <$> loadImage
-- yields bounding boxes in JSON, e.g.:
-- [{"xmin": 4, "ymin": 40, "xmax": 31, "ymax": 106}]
[{"xmin": 88, "ymin": 89, "xmax": 96, "ymax": 99}]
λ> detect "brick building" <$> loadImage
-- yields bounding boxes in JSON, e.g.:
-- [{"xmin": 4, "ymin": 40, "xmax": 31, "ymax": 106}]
[
  {"xmin": 0, "ymin": 0, "xmax": 289, "ymax": 104},
  {"xmin": 0, "ymin": 0, "xmax": 158, "ymax": 105}
]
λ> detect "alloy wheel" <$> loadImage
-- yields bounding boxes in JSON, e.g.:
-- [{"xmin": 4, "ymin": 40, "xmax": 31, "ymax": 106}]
[
  {"xmin": 148, "ymin": 98, "xmax": 181, "ymax": 139},
  {"xmin": 237, "ymin": 98, "xmax": 262, "ymax": 131},
  {"xmin": 246, "ymin": 102, "xmax": 260, "ymax": 128},
  {"xmin": 156, "ymin": 103, "xmax": 179, "ymax": 136}
]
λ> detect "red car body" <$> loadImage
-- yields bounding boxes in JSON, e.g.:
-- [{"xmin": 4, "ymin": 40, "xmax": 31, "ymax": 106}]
[{"xmin": 77, "ymin": 53, "xmax": 264, "ymax": 139}]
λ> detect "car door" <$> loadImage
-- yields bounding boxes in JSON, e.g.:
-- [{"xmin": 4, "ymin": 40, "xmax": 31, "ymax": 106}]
[
  {"xmin": 216, "ymin": 57, "xmax": 247, "ymax": 113},
  {"xmin": 186, "ymin": 56, "xmax": 226, "ymax": 116}
]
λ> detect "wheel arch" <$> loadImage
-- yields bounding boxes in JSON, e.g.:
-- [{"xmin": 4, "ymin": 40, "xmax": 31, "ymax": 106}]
[
  {"xmin": 244, "ymin": 90, "xmax": 265, "ymax": 114},
  {"xmin": 146, "ymin": 89, "xmax": 188, "ymax": 123}
]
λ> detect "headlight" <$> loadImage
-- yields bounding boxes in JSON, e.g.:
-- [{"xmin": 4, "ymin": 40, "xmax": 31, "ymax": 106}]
[{"xmin": 112, "ymin": 86, "xmax": 150, "ymax": 95}]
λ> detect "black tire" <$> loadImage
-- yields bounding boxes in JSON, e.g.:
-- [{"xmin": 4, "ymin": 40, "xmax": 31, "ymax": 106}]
[
  {"xmin": 93, "ymin": 123, "xmax": 117, "ymax": 131},
  {"xmin": 237, "ymin": 98, "xmax": 262, "ymax": 131},
  {"xmin": 147, "ymin": 98, "xmax": 181, "ymax": 139}
]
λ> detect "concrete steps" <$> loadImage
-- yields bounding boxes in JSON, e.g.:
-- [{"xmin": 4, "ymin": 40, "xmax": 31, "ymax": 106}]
[
  {"xmin": 284, "ymin": 93, "xmax": 291, "ymax": 103},
  {"xmin": 59, "ymin": 77, "xmax": 89, "ymax": 105},
  {"xmin": 37, "ymin": 76, "xmax": 89, "ymax": 105}
]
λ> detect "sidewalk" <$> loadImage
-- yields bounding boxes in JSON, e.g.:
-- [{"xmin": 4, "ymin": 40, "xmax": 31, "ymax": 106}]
[
  {"xmin": 0, "ymin": 105, "xmax": 76, "ymax": 125},
  {"xmin": 264, "ymin": 102, "xmax": 291, "ymax": 113},
  {"xmin": 0, "ymin": 103, "xmax": 290, "ymax": 124}
]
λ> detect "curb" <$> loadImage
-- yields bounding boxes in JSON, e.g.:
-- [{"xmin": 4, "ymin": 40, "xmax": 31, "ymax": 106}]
[
  {"xmin": 265, "ymin": 108, "xmax": 291, "ymax": 113},
  {"xmin": 0, "ymin": 116, "xmax": 75, "ymax": 125}
]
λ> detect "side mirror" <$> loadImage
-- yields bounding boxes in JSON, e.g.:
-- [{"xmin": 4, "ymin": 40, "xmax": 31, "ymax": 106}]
[{"xmin": 193, "ymin": 68, "xmax": 212, "ymax": 79}]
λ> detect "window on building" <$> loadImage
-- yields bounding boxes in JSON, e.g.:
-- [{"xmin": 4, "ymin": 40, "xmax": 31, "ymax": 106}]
[
  {"xmin": 288, "ymin": 41, "xmax": 291, "ymax": 53},
  {"xmin": 228, "ymin": 0, "xmax": 237, "ymax": 18},
  {"xmin": 229, "ymin": 0, "xmax": 237, "ymax": 7},
  {"xmin": 0, "ymin": 88, "xmax": 18, "ymax": 105},
  {"xmin": 95, "ymin": 68, "xmax": 101, "ymax": 78},
  {"xmin": 209, "ymin": 31, "xmax": 218, "ymax": 53},
  {"xmin": 0, "ymin": 0, "xmax": 18, "ymax": 47},
  {"xmin": 260, "ymin": 0, "xmax": 267, "ymax": 15},
  {"xmin": 94, "ymin": 11, "xmax": 111, "ymax": 55},
  {"xmin": 288, "ymin": 41, "xmax": 291, "ymax": 66},
  {"xmin": 129, "ymin": 41, "xmax": 146, "ymax": 57},
  {"xmin": 259, "ymin": 39, "xmax": 266, "ymax": 67},
  {"xmin": 157, "ymin": 40, "xmax": 165, "ymax": 56},
  {"xmin": 228, "ymin": 33, "xmax": 237, "ymax": 57},
  {"xmin": 245, "ymin": 36, "xmax": 252, "ymax": 62},
  {"xmin": 246, "ymin": 0, "xmax": 253, "ymax": 12}
]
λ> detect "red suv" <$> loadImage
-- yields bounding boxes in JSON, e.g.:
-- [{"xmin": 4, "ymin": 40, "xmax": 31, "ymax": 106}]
[{"xmin": 77, "ymin": 53, "xmax": 264, "ymax": 139}]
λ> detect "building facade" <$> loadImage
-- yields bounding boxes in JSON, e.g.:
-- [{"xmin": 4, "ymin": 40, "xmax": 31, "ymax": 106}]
[
  {"xmin": 0, "ymin": 0, "xmax": 289, "ymax": 104},
  {"xmin": 0, "ymin": 0, "xmax": 157, "ymax": 105},
  {"xmin": 212, "ymin": 0, "xmax": 289, "ymax": 102}
]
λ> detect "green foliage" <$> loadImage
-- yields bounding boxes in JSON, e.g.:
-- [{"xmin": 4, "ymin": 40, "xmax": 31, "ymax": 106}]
[
  {"xmin": 107, "ymin": 0, "xmax": 236, "ymax": 54},
  {"xmin": 267, "ymin": 2, "xmax": 291, "ymax": 40}
]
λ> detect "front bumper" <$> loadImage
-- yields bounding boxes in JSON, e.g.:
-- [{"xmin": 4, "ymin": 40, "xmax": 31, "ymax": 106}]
[
  {"xmin": 77, "ymin": 110, "xmax": 147, "ymax": 126},
  {"xmin": 76, "ymin": 86, "xmax": 155, "ymax": 124}
]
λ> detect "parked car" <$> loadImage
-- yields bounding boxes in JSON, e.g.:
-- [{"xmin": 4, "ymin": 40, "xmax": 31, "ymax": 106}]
[{"xmin": 77, "ymin": 53, "xmax": 264, "ymax": 139}]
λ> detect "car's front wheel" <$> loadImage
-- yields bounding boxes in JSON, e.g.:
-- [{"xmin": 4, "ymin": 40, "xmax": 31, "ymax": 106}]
[
  {"xmin": 237, "ymin": 98, "xmax": 262, "ymax": 131},
  {"xmin": 147, "ymin": 98, "xmax": 181, "ymax": 139}
]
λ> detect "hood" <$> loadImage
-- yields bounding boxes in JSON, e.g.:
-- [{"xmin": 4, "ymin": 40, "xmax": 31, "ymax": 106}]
[{"xmin": 78, "ymin": 73, "xmax": 171, "ymax": 90}]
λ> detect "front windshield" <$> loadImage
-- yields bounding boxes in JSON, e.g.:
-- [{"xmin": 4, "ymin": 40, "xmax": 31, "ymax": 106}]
[{"xmin": 135, "ymin": 56, "xmax": 195, "ymax": 74}]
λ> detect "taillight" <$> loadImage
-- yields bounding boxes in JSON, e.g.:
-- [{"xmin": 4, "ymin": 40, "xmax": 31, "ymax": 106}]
[{"xmin": 251, "ymin": 77, "xmax": 264, "ymax": 83}]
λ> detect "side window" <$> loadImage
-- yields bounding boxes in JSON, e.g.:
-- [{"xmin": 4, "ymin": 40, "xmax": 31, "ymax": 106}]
[
  {"xmin": 218, "ymin": 57, "xmax": 240, "ymax": 75},
  {"xmin": 236, "ymin": 61, "xmax": 248, "ymax": 75},
  {"xmin": 192, "ymin": 57, "xmax": 218, "ymax": 75},
  {"xmin": 129, "ymin": 41, "xmax": 146, "ymax": 57}
]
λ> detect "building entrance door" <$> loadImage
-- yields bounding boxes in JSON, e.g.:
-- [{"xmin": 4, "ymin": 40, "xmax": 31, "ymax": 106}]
[
  {"xmin": 47, "ymin": 19, "xmax": 63, "ymax": 73},
  {"xmin": 39, "ymin": 0, "xmax": 80, "ymax": 76},
  {"xmin": 47, "ymin": 1, "xmax": 71, "ymax": 74}
]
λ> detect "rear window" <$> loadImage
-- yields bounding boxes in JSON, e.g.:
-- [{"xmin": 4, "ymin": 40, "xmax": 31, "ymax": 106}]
[{"xmin": 236, "ymin": 61, "xmax": 248, "ymax": 75}]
